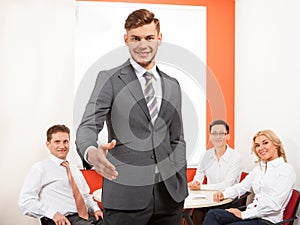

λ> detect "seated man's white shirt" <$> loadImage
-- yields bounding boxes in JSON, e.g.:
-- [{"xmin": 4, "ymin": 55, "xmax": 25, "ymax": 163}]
[
  {"xmin": 19, "ymin": 154, "xmax": 100, "ymax": 219},
  {"xmin": 194, "ymin": 145, "xmax": 241, "ymax": 190}
]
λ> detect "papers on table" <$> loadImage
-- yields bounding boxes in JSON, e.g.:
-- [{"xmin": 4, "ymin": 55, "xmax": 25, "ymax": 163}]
[{"xmin": 186, "ymin": 192, "xmax": 207, "ymax": 200}]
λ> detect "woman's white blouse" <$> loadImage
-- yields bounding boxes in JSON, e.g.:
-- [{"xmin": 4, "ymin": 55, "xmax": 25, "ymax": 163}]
[{"xmin": 223, "ymin": 157, "xmax": 296, "ymax": 223}]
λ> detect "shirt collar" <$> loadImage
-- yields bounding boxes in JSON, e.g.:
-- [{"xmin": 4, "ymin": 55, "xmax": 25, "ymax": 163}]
[
  {"xmin": 214, "ymin": 145, "xmax": 230, "ymax": 162},
  {"xmin": 221, "ymin": 145, "xmax": 231, "ymax": 162},
  {"xmin": 260, "ymin": 157, "xmax": 284, "ymax": 168},
  {"xmin": 49, "ymin": 154, "xmax": 66, "ymax": 166},
  {"xmin": 130, "ymin": 58, "xmax": 159, "ymax": 80}
]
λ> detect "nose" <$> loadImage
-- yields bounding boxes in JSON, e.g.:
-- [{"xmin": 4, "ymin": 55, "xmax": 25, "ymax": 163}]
[
  {"xmin": 257, "ymin": 145, "xmax": 264, "ymax": 151},
  {"xmin": 58, "ymin": 142, "xmax": 65, "ymax": 148},
  {"xmin": 137, "ymin": 39, "xmax": 149, "ymax": 47}
]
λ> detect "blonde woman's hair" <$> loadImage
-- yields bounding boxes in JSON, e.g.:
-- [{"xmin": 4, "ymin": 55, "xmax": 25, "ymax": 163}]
[{"xmin": 251, "ymin": 129, "xmax": 287, "ymax": 163}]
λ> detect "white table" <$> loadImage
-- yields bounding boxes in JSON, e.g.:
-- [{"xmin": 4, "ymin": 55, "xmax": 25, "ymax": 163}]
[
  {"xmin": 183, "ymin": 190, "xmax": 233, "ymax": 225},
  {"xmin": 184, "ymin": 190, "xmax": 232, "ymax": 209}
]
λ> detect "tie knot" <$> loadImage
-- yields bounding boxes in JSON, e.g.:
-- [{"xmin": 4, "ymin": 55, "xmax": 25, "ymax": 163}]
[
  {"xmin": 61, "ymin": 161, "xmax": 69, "ymax": 168},
  {"xmin": 143, "ymin": 71, "xmax": 154, "ymax": 80}
]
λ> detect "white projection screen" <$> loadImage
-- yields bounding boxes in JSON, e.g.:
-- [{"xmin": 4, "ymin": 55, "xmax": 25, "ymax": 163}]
[{"xmin": 74, "ymin": 1, "xmax": 207, "ymax": 166}]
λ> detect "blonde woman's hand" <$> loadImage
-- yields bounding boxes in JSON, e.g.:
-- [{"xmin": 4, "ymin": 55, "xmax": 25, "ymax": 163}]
[{"xmin": 226, "ymin": 208, "xmax": 242, "ymax": 218}]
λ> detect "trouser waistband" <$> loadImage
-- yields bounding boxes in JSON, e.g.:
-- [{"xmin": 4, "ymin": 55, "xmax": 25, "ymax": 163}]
[{"xmin": 155, "ymin": 173, "xmax": 163, "ymax": 183}]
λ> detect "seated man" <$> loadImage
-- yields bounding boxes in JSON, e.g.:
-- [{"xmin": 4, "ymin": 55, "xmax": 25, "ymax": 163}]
[
  {"xmin": 19, "ymin": 124, "xmax": 103, "ymax": 225},
  {"xmin": 188, "ymin": 120, "xmax": 242, "ymax": 225}
]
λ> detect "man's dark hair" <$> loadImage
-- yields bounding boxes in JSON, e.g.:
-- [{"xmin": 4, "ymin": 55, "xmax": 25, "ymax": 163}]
[
  {"xmin": 209, "ymin": 120, "xmax": 230, "ymax": 134},
  {"xmin": 46, "ymin": 124, "xmax": 70, "ymax": 141},
  {"xmin": 124, "ymin": 9, "xmax": 160, "ymax": 33}
]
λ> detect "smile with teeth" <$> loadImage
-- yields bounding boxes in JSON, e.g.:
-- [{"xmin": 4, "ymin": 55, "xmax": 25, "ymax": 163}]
[
  {"xmin": 136, "ymin": 51, "xmax": 151, "ymax": 57},
  {"xmin": 259, "ymin": 150, "xmax": 267, "ymax": 156}
]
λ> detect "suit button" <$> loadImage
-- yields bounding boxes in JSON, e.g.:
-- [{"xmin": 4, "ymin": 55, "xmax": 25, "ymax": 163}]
[{"xmin": 151, "ymin": 155, "xmax": 154, "ymax": 159}]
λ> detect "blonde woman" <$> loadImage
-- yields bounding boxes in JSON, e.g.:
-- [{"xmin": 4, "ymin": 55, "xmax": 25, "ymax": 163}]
[{"xmin": 202, "ymin": 130, "xmax": 296, "ymax": 225}]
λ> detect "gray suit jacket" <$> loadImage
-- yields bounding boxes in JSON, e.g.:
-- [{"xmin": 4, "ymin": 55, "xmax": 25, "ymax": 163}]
[{"xmin": 76, "ymin": 59, "xmax": 188, "ymax": 210}]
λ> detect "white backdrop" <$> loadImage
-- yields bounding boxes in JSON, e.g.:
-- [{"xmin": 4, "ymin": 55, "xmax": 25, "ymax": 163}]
[
  {"xmin": 0, "ymin": 0, "xmax": 75, "ymax": 224},
  {"xmin": 235, "ymin": 1, "xmax": 300, "ymax": 223}
]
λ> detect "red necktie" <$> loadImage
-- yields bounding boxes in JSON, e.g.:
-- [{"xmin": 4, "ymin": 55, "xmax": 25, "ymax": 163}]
[{"xmin": 61, "ymin": 161, "xmax": 89, "ymax": 220}]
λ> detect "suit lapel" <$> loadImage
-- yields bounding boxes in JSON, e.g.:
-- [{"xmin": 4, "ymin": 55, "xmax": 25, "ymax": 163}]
[
  {"xmin": 117, "ymin": 62, "xmax": 174, "ymax": 125},
  {"xmin": 157, "ymin": 70, "xmax": 172, "ymax": 119},
  {"xmin": 118, "ymin": 63, "xmax": 151, "ymax": 121}
]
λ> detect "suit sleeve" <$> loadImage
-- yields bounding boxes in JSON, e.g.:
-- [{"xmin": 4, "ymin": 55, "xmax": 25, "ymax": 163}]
[
  {"xmin": 169, "ymin": 80, "xmax": 187, "ymax": 174},
  {"xmin": 76, "ymin": 71, "xmax": 112, "ymax": 166}
]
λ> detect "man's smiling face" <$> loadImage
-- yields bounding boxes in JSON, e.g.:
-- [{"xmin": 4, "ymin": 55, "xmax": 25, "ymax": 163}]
[
  {"xmin": 46, "ymin": 132, "xmax": 70, "ymax": 160},
  {"xmin": 124, "ymin": 21, "xmax": 162, "ymax": 70}
]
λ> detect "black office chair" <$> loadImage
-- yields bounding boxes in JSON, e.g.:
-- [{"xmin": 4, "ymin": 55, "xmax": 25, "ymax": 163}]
[
  {"xmin": 40, "ymin": 217, "xmax": 55, "ymax": 225},
  {"xmin": 40, "ymin": 215, "xmax": 103, "ymax": 225},
  {"xmin": 228, "ymin": 191, "xmax": 251, "ymax": 208}
]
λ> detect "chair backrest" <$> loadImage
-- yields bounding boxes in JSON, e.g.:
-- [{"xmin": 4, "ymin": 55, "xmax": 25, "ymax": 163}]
[
  {"xmin": 281, "ymin": 189, "xmax": 300, "ymax": 225},
  {"xmin": 186, "ymin": 167, "xmax": 197, "ymax": 182},
  {"xmin": 240, "ymin": 171, "xmax": 248, "ymax": 182},
  {"xmin": 186, "ymin": 169, "xmax": 248, "ymax": 185},
  {"xmin": 80, "ymin": 169, "xmax": 103, "ymax": 194},
  {"xmin": 186, "ymin": 168, "xmax": 208, "ymax": 184}
]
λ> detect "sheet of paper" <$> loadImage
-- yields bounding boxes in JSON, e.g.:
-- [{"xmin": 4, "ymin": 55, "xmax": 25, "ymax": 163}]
[{"xmin": 186, "ymin": 192, "xmax": 207, "ymax": 200}]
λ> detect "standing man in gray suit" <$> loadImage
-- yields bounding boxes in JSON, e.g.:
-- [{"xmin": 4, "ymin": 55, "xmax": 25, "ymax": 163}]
[{"xmin": 76, "ymin": 8, "xmax": 188, "ymax": 225}]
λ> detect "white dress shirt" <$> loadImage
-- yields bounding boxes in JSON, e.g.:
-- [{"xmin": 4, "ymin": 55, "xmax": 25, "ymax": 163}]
[
  {"xmin": 19, "ymin": 154, "xmax": 100, "ymax": 219},
  {"xmin": 223, "ymin": 157, "xmax": 296, "ymax": 223},
  {"xmin": 130, "ymin": 58, "xmax": 162, "ymax": 112},
  {"xmin": 193, "ymin": 145, "xmax": 241, "ymax": 191}
]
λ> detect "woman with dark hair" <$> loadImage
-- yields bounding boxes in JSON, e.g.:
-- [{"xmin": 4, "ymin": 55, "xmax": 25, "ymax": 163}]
[{"xmin": 202, "ymin": 129, "xmax": 296, "ymax": 225}]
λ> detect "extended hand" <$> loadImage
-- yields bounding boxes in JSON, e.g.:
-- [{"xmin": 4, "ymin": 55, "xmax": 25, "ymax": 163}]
[
  {"xmin": 188, "ymin": 180, "xmax": 201, "ymax": 190},
  {"xmin": 53, "ymin": 212, "xmax": 71, "ymax": 225},
  {"xmin": 88, "ymin": 140, "xmax": 118, "ymax": 180},
  {"xmin": 226, "ymin": 208, "xmax": 242, "ymax": 218}
]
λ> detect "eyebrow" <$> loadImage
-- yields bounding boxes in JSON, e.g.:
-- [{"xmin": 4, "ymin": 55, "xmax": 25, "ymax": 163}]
[
  {"xmin": 255, "ymin": 138, "xmax": 269, "ymax": 144},
  {"xmin": 130, "ymin": 34, "xmax": 156, "ymax": 38}
]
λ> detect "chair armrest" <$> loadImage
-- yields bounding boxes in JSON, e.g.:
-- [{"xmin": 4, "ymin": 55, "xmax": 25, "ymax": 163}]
[
  {"xmin": 274, "ymin": 216, "xmax": 297, "ymax": 225},
  {"xmin": 237, "ymin": 205, "xmax": 247, "ymax": 211},
  {"xmin": 229, "ymin": 192, "xmax": 251, "ymax": 208}
]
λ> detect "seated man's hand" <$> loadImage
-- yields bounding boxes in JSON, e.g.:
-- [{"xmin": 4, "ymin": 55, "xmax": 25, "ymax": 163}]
[
  {"xmin": 53, "ymin": 212, "xmax": 71, "ymax": 225},
  {"xmin": 94, "ymin": 209, "xmax": 103, "ymax": 220},
  {"xmin": 188, "ymin": 180, "xmax": 201, "ymax": 190}
]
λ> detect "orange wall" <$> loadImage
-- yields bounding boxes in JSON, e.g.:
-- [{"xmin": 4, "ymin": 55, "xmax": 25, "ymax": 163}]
[{"xmin": 77, "ymin": 0, "xmax": 235, "ymax": 149}]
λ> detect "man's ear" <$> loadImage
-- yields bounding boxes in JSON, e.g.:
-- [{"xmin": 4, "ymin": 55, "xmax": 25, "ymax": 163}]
[
  {"xmin": 158, "ymin": 32, "xmax": 162, "ymax": 45},
  {"xmin": 226, "ymin": 134, "xmax": 230, "ymax": 141},
  {"xmin": 124, "ymin": 34, "xmax": 128, "ymax": 45}
]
